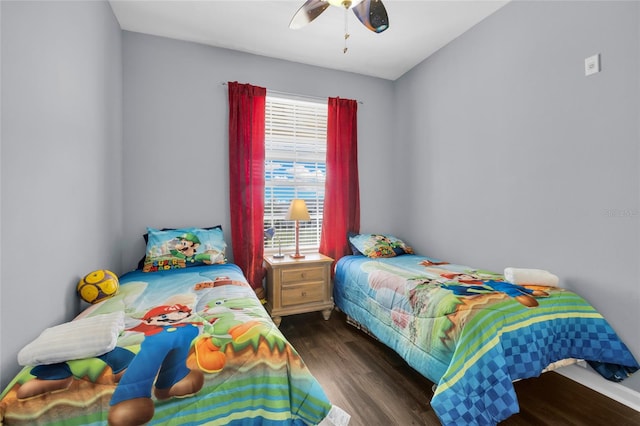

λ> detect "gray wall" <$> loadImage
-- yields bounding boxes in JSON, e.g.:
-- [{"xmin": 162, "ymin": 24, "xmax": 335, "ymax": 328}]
[
  {"xmin": 1, "ymin": 0, "xmax": 638, "ymax": 397},
  {"xmin": 395, "ymin": 0, "xmax": 639, "ymax": 390},
  {"xmin": 121, "ymin": 31, "xmax": 396, "ymax": 271},
  {"xmin": 0, "ymin": 1, "xmax": 123, "ymax": 389}
]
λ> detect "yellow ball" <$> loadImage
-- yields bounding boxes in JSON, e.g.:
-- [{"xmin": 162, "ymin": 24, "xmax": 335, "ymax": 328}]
[{"xmin": 77, "ymin": 270, "xmax": 119, "ymax": 304}]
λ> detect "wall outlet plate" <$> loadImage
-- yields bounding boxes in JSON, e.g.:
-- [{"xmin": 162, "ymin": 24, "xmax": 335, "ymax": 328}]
[{"xmin": 585, "ymin": 54, "xmax": 601, "ymax": 76}]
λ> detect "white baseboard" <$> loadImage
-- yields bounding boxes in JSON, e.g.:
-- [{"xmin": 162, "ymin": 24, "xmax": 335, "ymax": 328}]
[{"xmin": 556, "ymin": 364, "xmax": 640, "ymax": 412}]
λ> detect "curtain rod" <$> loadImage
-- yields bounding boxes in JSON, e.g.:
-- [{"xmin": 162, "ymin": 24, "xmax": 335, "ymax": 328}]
[{"xmin": 221, "ymin": 82, "xmax": 363, "ymax": 105}]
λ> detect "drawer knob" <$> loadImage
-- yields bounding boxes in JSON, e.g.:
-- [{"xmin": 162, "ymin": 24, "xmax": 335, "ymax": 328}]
[{"xmin": 301, "ymin": 291, "xmax": 307, "ymax": 296}]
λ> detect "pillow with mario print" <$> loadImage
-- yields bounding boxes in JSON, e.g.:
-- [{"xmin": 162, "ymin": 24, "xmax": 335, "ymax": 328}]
[
  {"xmin": 143, "ymin": 227, "xmax": 227, "ymax": 272},
  {"xmin": 348, "ymin": 233, "xmax": 414, "ymax": 258}
]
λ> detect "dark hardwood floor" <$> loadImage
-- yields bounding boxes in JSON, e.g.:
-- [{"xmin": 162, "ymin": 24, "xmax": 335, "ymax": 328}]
[{"xmin": 280, "ymin": 310, "xmax": 640, "ymax": 426}]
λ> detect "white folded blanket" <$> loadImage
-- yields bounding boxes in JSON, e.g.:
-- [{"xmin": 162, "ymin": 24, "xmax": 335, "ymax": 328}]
[
  {"xmin": 318, "ymin": 405, "xmax": 351, "ymax": 426},
  {"xmin": 18, "ymin": 311, "xmax": 125, "ymax": 366},
  {"xmin": 504, "ymin": 267, "xmax": 559, "ymax": 287}
]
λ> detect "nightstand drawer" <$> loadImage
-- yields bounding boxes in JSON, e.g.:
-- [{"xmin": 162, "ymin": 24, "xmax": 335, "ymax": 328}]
[
  {"xmin": 282, "ymin": 282, "xmax": 325, "ymax": 306},
  {"xmin": 281, "ymin": 267, "xmax": 325, "ymax": 284}
]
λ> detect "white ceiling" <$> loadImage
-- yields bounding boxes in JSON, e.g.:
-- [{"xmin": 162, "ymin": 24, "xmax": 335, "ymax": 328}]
[{"xmin": 109, "ymin": 0, "xmax": 509, "ymax": 81}]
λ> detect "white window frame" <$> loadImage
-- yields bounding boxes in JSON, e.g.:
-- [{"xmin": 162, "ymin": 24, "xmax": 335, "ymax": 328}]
[{"xmin": 264, "ymin": 94, "xmax": 328, "ymax": 255}]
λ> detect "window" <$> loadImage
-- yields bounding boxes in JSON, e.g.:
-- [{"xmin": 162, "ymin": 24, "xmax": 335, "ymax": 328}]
[{"xmin": 264, "ymin": 95, "xmax": 327, "ymax": 253}]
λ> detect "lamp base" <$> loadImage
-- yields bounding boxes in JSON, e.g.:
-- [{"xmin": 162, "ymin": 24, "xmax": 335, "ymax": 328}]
[
  {"xmin": 272, "ymin": 254, "xmax": 285, "ymax": 259},
  {"xmin": 289, "ymin": 253, "xmax": 306, "ymax": 259}
]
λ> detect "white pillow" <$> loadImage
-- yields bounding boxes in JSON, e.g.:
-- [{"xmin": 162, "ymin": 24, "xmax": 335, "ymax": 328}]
[
  {"xmin": 18, "ymin": 311, "xmax": 125, "ymax": 366},
  {"xmin": 504, "ymin": 267, "xmax": 559, "ymax": 287}
]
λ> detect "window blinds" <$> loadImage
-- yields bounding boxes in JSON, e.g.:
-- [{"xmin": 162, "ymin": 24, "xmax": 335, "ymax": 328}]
[{"xmin": 264, "ymin": 95, "xmax": 328, "ymax": 251}]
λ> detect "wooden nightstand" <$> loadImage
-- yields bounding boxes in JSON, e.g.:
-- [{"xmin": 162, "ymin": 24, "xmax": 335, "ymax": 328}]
[{"xmin": 264, "ymin": 253, "xmax": 334, "ymax": 327}]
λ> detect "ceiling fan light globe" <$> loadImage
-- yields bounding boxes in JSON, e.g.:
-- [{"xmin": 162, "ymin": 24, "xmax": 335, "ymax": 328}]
[
  {"xmin": 327, "ymin": 0, "xmax": 364, "ymax": 9},
  {"xmin": 375, "ymin": 24, "xmax": 388, "ymax": 33}
]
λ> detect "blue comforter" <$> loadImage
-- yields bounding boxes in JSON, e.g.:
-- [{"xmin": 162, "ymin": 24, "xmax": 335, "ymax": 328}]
[
  {"xmin": 1, "ymin": 264, "xmax": 339, "ymax": 425},
  {"xmin": 334, "ymin": 255, "xmax": 639, "ymax": 425}
]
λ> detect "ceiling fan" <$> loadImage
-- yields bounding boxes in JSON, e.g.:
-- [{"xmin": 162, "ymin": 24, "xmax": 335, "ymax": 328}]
[{"xmin": 289, "ymin": 0, "xmax": 389, "ymax": 52}]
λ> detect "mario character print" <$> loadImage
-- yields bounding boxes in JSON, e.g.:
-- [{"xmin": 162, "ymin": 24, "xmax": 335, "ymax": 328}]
[
  {"xmin": 108, "ymin": 303, "xmax": 204, "ymax": 426},
  {"xmin": 171, "ymin": 232, "xmax": 221, "ymax": 265},
  {"xmin": 439, "ymin": 270, "xmax": 549, "ymax": 307},
  {"xmin": 14, "ymin": 347, "xmax": 135, "ymax": 401},
  {"xmin": 362, "ymin": 234, "xmax": 413, "ymax": 258}
]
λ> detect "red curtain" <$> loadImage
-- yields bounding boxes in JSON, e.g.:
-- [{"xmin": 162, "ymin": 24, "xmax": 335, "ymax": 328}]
[
  {"xmin": 319, "ymin": 97, "xmax": 360, "ymax": 264},
  {"xmin": 228, "ymin": 82, "xmax": 266, "ymax": 296}
]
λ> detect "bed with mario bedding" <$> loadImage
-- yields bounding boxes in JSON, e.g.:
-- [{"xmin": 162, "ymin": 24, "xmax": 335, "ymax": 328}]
[
  {"xmin": 334, "ymin": 233, "xmax": 639, "ymax": 426},
  {"xmin": 0, "ymin": 227, "xmax": 349, "ymax": 426}
]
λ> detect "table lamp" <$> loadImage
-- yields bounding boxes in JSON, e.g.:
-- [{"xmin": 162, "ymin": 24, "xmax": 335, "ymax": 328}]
[
  {"xmin": 285, "ymin": 199, "xmax": 310, "ymax": 259},
  {"xmin": 264, "ymin": 227, "xmax": 284, "ymax": 259}
]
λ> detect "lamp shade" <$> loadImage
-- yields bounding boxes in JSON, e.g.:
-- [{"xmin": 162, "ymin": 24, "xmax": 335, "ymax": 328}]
[
  {"xmin": 264, "ymin": 227, "xmax": 276, "ymax": 240},
  {"xmin": 285, "ymin": 199, "xmax": 310, "ymax": 221}
]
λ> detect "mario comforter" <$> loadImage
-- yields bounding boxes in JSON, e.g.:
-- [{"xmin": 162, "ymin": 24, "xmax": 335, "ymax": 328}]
[
  {"xmin": 0, "ymin": 264, "xmax": 346, "ymax": 426},
  {"xmin": 334, "ymin": 254, "xmax": 639, "ymax": 426}
]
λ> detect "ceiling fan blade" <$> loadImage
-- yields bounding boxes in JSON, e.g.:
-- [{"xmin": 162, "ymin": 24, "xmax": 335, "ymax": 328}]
[
  {"xmin": 289, "ymin": 0, "xmax": 331, "ymax": 29},
  {"xmin": 353, "ymin": 0, "xmax": 389, "ymax": 33}
]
